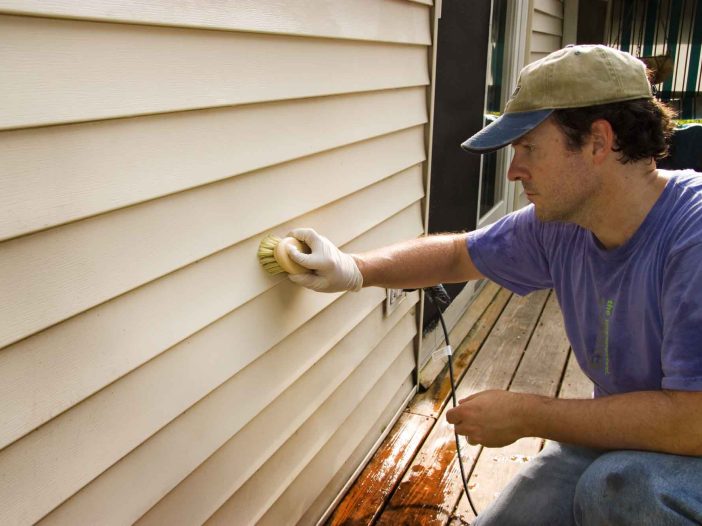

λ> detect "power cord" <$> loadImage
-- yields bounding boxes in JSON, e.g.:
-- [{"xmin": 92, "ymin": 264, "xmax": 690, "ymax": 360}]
[{"xmin": 420, "ymin": 285, "xmax": 479, "ymax": 518}]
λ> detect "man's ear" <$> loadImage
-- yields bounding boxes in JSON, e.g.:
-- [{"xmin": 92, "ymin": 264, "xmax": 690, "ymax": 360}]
[{"xmin": 589, "ymin": 119, "xmax": 615, "ymax": 164}]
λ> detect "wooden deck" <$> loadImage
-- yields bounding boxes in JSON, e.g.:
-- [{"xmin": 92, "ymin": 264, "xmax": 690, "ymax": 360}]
[{"xmin": 326, "ymin": 282, "xmax": 593, "ymax": 526}]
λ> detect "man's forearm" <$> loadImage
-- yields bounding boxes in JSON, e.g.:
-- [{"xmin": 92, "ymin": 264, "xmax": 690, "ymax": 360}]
[
  {"xmin": 523, "ymin": 390, "xmax": 702, "ymax": 456},
  {"xmin": 352, "ymin": 233, "xmax": 483, "ymax": 289}
]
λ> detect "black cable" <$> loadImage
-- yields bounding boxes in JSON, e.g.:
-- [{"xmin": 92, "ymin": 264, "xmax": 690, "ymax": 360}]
[{"xmin": 423, "ymin": 285, "xmax": 479, "ymax": 518}]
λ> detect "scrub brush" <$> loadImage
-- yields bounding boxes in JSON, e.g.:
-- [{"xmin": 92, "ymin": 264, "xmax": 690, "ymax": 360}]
[{"xmin": 257, "ymin": 234, "xmax": 311, "ymax": 275}]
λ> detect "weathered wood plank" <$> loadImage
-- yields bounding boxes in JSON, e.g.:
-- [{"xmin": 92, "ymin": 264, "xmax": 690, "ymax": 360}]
[
  {"xmin": 419, "ymin": 283, "xmax": 496, "ymax": 388},
  {"xmin": 324, "ymin": 411, "xmax": 434, "ymax": 526},
  {"xmin": 559, "ymin": 351, "xmax": 594, "ymax": 400},
  {"xmin": 408, "ymin": 284, "xmax": 510, "ymax": 418},
  {"xmin": 375, "ymin": 290, "xmax": 549, "ymax": 526},
  {"xmin": 449, "ymin": 440, "xmax": 542, "ymax": 525},
  {"xmin": 507, "ymin": 292, "xmax": 570, "ymax": 396},
  {"xmin": 454, "ymin": 292, "xmax": 570, "ymax": 519},
  {"xmin": 448, "ymin": 497, "xmax": 476, "ymax": 526}
]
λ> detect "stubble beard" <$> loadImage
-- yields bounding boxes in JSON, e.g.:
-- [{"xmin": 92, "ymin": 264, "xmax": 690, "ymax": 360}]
[
  {"xmin": 533, "ymin": 195, "xmax": 583, "ymax": 224},
  {"xmin": 534, "ymin": 162, "xmax": 593, "ymax": 224}
]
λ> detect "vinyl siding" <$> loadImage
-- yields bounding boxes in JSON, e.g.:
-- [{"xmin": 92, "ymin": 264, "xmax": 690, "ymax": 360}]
[
  {"xmin": 0, "ymin": 14, "xmax": 428, "ymax": 130},
  {"xmin": 530, "ymin": 0, "xmax": 563, "ymax": 64},
  {"xmin": 0, "ymin": 2, "xmax": 430, "ymax": 524}
]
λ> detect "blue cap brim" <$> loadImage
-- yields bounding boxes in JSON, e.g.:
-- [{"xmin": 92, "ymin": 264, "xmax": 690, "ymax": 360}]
[{"xmin": 461, "ymin": 109, "xmax": 553, "ymax": 153}]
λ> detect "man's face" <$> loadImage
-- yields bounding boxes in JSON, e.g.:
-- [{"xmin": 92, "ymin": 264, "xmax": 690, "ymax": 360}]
[{"xmin": 508, "ymin": 118, "xmax": 598, "ymax": 223}]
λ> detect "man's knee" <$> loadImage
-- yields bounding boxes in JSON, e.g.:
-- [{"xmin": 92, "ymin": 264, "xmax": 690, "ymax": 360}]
[
  {"xmin": 573, "ymin": 449, "xmax": 702, "ymax": 526},
  {"xmin": 573, "ymin": 451, "xmax": 648, "ymax": 525}
]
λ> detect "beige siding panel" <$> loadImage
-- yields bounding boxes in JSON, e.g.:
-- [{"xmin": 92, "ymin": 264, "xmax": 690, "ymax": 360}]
[
  {"xmin": 205, "ymin": 320, "xmax": 417, "ymax": 525},
  {"xmin": 0, "ymin": 15, "xmax": 429, "ymax": 130},
  {"xmin": 298, "ymin": 376, "xmax": 415, "ymax": 525},
  {"xmin": 534, "ymin": 0, "xmax": 563, "ymax": 18},
  {"xmin": 39, "ymin": 293, "xmax": 410, "ymax": 526},
  {"xmin": 343, "ymin": 202, "xmax": 423, "ymax": 254},
  {"xmin": 530, "ymin": 52, "xmax": 552, "ymax": 63},
  {"xmin": 532, "ymin": 10, "xmax": 563, "ymax": 36},
  {"xmin": 0, "ymin": 169, "xmax": 422, "ymax": 453},
  {"xmin": 0, "ymin": 283, "xmax": 326, "ymax": 525},
  {"xmin": 0, "ymin": 204, "xmax": 422, "ymax": 526},
  {"xmin": 35, "ymin": 205, "xmax": 423, "ymax": 526},
  {"xmin": 0, "ymin": 87, "xmax": 427, "ymax": 242},
  {"xmin": 0, "ymin": 126, "xmax": 425, "ymax": 349},
  {"xmin": 531, "ymin": 32, "xmax": 563, "ymax": 54},
  {"xmin": 0, "ymin": 0, "xmax": 431, "ymax": 44},
  {"xmin": 0, "ymin": 201, "xmax": 423, "ymax": 526}
]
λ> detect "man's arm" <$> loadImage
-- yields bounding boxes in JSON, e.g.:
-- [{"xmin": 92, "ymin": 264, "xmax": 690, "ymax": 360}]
[
  {"xmin": 354, "ymin": 233, "xmax": 484, "ymax": 289},
  {"xmin": 446, "ymin": 389, "xmax": 702, "ymax": 456},
  {"xmin": 286, "ymin": 228, "xmax": 484, "ymax": 292}
]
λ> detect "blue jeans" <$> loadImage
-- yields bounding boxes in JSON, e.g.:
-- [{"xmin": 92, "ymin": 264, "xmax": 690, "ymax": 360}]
[{"xmin": 473, "ymin": 441, "xmax": 702, "ymax": 526}]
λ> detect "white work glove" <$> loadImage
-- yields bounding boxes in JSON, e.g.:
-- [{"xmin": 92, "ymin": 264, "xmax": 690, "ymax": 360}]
[{"xmin": 285, "ymin": 228, "xmax": 363, "ymax": 293}]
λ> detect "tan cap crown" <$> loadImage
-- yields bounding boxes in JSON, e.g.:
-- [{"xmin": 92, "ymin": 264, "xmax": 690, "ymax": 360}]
[{"xmin": 505, "ymin": 45, "xmax": 653, "ymax": 114}]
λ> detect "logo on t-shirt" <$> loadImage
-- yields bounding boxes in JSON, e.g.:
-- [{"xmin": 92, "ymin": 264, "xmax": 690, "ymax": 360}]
[{"xmin": 589, "ymin": 298, "xmax": 615, "ymax": 374}]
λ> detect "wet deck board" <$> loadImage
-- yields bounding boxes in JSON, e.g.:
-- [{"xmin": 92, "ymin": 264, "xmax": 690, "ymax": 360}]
[
  {"xmin": 328, "ymin": 287, "xmax": 594, "ymax": 526},
  {"xmin": 374, "ymin": 290, "xmax": 550, "ymax": 526},
  {"xmin": 326, "ymin": 411, "xmax": 435, "ymax": 526}
]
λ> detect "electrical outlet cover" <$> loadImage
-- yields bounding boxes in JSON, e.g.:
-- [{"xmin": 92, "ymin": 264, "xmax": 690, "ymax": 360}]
[{"xmin": 384, "ymin": 288, "xmax": 407, "ymax": 316}]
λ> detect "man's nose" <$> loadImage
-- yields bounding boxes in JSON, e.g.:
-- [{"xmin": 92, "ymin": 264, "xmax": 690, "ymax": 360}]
[{"xmin": 507, "ymin": 159, "xmax": 523, "ymax": 182}]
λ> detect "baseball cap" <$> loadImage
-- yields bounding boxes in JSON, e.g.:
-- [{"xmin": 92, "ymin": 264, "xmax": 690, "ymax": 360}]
[{"xmin": 461, "ymin": 45, "xmax": 653, "ymax": 153}]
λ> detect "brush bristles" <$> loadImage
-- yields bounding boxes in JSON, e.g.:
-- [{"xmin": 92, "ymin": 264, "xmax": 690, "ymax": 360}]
[{"xmin": 257, "ymin": 235, "xmax": 286, "ymax": 275}]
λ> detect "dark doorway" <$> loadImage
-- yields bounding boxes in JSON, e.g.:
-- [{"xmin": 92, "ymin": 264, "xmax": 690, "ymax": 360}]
[{"xmin": 424, "ymin": 0, "xmax": 492, "ymax": 332}]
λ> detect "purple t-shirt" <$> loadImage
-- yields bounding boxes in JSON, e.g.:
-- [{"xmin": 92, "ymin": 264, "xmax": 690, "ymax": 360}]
[{"xmin": 467, "ymin": 170, "xmax": 702, "ymax": 397}]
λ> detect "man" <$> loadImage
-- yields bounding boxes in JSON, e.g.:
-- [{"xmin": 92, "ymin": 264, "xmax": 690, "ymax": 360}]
[{"xmin": 285, "ymin": 45, "xmax": 702, "ymax": 525}]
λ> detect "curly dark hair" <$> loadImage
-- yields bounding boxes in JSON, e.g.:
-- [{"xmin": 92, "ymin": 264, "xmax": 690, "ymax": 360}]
[{"xmin": 551, "ymin": 98, "xmax": 677, "ymax": 164}]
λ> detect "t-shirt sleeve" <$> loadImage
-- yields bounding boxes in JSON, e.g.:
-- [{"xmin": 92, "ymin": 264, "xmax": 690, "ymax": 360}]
[
  {"xmin": 661, "ymin": 243, "xmax": 702, "ymax": 391},
  {"xmin": 466, "ymin": 205, "xmax": 553, "ymax": 296}
]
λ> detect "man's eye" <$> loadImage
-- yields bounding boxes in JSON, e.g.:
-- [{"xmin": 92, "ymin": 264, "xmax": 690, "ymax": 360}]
[{"xmin": 512, "ymin": 143, "xmax": 535, "ymax": 153}]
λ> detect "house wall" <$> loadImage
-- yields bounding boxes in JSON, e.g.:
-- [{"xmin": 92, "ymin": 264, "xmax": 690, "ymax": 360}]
[
  {"xmin": 0, "ymin": 2, "xmax": 432, "ymax": 524},
  {"xmin": 530, "ymin": 0, "xmax": 565, "ymax": 63}
]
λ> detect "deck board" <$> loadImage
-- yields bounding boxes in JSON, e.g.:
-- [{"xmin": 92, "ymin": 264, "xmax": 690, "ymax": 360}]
[
  {"xmin": 328, "ymin": 287, "xmax": 594, "ymax": 526},
  {"xmin": 450, "ymin": 291, "xmax": 570, "ymax": 522},
  {"xmin": 375, "ymin": 290, "xmax": 549, "ymax": 526},
  {"xmin": 325, "ymin": 411, "xmax": 434, "ymax": 526},
  {"xmin": 558, "ymin": 351, "xmax": 594, "ymax": 400},
  {"xmin": 408, "ymin": 285, "xmax": 511, "ymax": 418}
]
